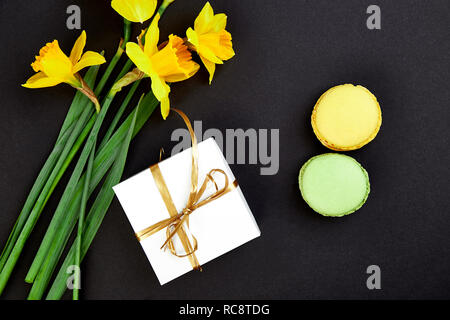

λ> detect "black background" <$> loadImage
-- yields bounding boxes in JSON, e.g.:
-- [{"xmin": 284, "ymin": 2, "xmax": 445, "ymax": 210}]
[{"xmin": 0, "ymin": 0, "xmax": 449, "ymax": 300}]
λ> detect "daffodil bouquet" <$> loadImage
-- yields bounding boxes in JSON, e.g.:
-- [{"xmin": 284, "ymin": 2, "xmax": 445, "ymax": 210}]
[{"xmin": 0, "ymin": 0, "xmax": 234, "ymax": 300}]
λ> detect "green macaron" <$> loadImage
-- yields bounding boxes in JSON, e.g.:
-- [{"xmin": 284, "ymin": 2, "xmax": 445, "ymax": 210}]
[{"xmin": 299, "ymin": 153, "xmax": 370, "ymax": 217}]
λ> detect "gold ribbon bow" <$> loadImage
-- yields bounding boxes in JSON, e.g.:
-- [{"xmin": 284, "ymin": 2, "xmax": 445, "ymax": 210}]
[{"xmin": 135, "ymin": 109, "xmax": 238, "ymax": 271}]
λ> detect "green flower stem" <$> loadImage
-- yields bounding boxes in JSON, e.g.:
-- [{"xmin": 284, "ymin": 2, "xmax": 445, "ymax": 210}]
[
  {"xmin": 94, "ymin": 49, "xmax": 122, "ymax": 98},
  {"xmin": 114, "ymin": 59, "xmax": 134, "ymax": 84},
  {"xmin": 26, "ymin": 94, "xmax": 116, "ymax": 300},
  {"xmin": 26, "ymin": 85, "xmax": 148, "ymax": 298},
  {"xmin": 23, "ymin": 114, "xmax": 96, "ymax": 284},
  {"xmin": 1, "ymin": 19, "xmax": 131, "ymax": 295},
  {"xmin": 25, "ymin": 60, "xmax": 135, "ymax": 286},
  {"xmin": 94, "ymin": 21, "xmax": 132, "ymax": 97},
  {"xmin": 26, "ymin": 3, "xmax": 170, "ymax": 298},
  {"xmin": 0, "ymin": 121, "xmax": 78, "ymax": 273},
  {"xmin": 99, "ymin": 80, "xmax": 140, "ymax": 150},
  {"xmin": 43, "ymin": 3, "xmax": 175, "ymax": 298},
  {"xmin": 2, "ymin": 18, "xmax": 132, "ymax": 288},
  {"xmin": 47, "ymin": 95, "xmax": 157, "ymax": 300},
  {"xmin": 28, "ymin": 92, "xmax": 115, "ymax": 298},
  {"xmin": 0, "ymin": 65, "xmax": 99, "ymax": 274},
  {"xmin": 0, "ymin": 105, "xmax": 94, "ymax": 295},
  {"xmin": 27, "ymin": 145, "xmax": 116, "ymax": 299},
  {"xmin": 56, "ymin": 63, "xmax": 102, "ymax": 143},
  {"xmin": 24, "ymin": 94, "xmax": 115, "ymax": 285},
  {"xmin": 30, "ymin": 93, "xmax": 158, "ymax": 300},
  {"xmin": 46, "ymin": 114, "xmax": 96, "ymax": 203},
  {"xmin": 158, "ymin": 0, "xmax": 175, "ymax": 16},
  {"xmin": 122, "ymin": 19, "xmax": 132, "ymax": 49},
  {"xmin": 27, "ymin": 145, "xmax": 117, "ymax": 299},
  {"xmin": 73, "ymin": 136, "xmax": 96, "ymax": 300}
]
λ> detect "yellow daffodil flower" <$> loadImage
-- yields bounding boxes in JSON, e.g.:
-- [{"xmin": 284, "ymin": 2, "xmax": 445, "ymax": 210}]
[
  {"xmin": 23, "ymin": 31, "xmax": 106, "ymax": 111},
  {"xmin": 186, "ymin": 2, "xmax": 235, "ymax": 84},
  {"xmin": 126, "ymin": 14, "xmax": 200, "ymax": 119},
  {"xmin": 111, "ymin": 0, "xmax": 157, "ymax": 23}
]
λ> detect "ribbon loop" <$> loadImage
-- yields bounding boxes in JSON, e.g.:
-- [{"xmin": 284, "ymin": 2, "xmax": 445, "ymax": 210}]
[{"xmin": 135, "ymin": 109, "xmax": 238, "ymax": 271}]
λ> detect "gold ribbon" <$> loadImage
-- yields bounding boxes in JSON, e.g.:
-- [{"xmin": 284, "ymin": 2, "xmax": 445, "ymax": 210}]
[{"xmin": 135, "ymin": 109, "xmax": 238, "ymax": 271}]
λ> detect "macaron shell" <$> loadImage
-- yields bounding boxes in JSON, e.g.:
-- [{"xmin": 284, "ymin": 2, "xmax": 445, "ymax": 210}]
[
  {"xmin": 311, "ymin": 84, "xmax": 382, "ymax": 151},
  {"xmin": 299, "ymin": 153, "xmax": 370, "ymax": 217}
]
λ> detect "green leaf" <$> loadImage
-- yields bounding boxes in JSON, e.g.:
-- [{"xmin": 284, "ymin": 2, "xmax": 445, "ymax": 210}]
[
  {"xmin": 46, "ymin": 95, "xmax": 142, "ymax": 300},
  {"xmin": 57, "ymin": 63, "xmax": 101, "ymax": 142},
  {"xmin": 98, "ymin": 80, "xmax": 141, "ymax": 150},
  {"xmin": 0, "ymin": 65, "xmax": 99, "ymax": 273},
  {"xmin": 0, "ymin": 105, "xmax": 95, "ymax": 294},
  {"xmin": 25, "ymin": 95, "xmax": 116, "ymax": 285},
  {"xmin": 24, "ymin": 83, "xmax": 149, "ymax": 289},
  {"xmin": 73, "ymin": 135, "xmax": 96, "ymax": 300},
  {"xmin": 27, "ymin": 93, "xmax": 158, "ymax": 299}
]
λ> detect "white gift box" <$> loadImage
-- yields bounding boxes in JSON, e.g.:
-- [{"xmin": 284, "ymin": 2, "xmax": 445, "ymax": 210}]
[{"xmin": 113, "ymin": 138, "xmax": 260, "ymax": 285}]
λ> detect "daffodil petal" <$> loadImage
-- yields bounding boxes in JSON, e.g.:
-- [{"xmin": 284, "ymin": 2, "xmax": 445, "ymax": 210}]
[
  {"xmin": 126, "ymin": 42, "xmax": 152, "ymax": 75},
  {"xmin": 217, "ymin": 30, "xmax": 235, "ymax": 60},
  {"xmin": 163, "ymin": 73, "xmax": 190, "ymax": 83},
  {"xmin": 199, "ymin": 45, "xmax": 223, "ymax": 65},
  {"xmin": 40, "ymin": 53, "xmax": 74, "ymax": 80},
  {"xmin": 212, "ymin": 13, "xmax": 227, "ymax": 32},
  {"xmin": 186, "ymin": 27, "xmax": 199, "ymax": 48},
  {"xmin": 111, "ymin": 0, "xmax": 157, "ymax": 23},
  {"xmin": 73, "ymin": 51, "xmax": 106, "ymax": 74},
  {"xmin": 22, "ymin": 72, "xmax": 63, "ymax": 88},
  {"xmin": 160, "ymin": 96, "xmax": 170, "ymax": 120},
  {"xmin": 194, "ymin": 2, "xmax": 214, "ymax": 34},
  {"xmin": 164, "ymin": 62, "xmax": 200, "ymax": 83},
  {"xmin": 149, "ymin": 72, "xmax": 170, "ymax": 102},
  {"xmin": 144, "ymin": 13, "xmax": 160, "ymax": 56},
  {"xmin": 200, "ymin": 56, "xmax": 216, "ymax": 85},
  {"xmin": 200, "ymin": 30, "xmax": 235, "ymax": 61},
  {"xmin": 69, "ymin": 30, "xmax": 86, "ymax": 65}
]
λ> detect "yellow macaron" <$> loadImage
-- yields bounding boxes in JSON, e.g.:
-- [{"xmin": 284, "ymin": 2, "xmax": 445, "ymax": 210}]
[{"xmin": 311, "ymin": 84, "xmax": 382, "ymax": 151}]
